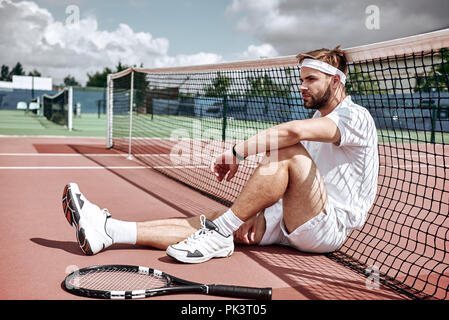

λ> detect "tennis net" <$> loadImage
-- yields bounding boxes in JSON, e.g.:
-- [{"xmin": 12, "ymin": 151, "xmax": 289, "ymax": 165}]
[
  {"xmin": 42, "ymin": 86, "xmax": 73, "ymax": 130},
  {"xmin": 107, "ymin": 28, "xmax": 449, "ymax": 299}
]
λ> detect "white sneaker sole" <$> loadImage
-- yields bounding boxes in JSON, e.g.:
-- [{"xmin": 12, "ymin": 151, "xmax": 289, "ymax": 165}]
[
  {"xmin": 166, "ymin": 246, "xmax": 234, "ymax": 264},
  {"xmin": 62, "ymin": 183, "xmax": 94, "ymax": 255}
]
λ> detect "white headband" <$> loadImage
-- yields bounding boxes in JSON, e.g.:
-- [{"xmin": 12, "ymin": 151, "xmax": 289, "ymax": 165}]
[{"xmin": 300, "ymin": 58, "xmax": 346, "ymax": 85}]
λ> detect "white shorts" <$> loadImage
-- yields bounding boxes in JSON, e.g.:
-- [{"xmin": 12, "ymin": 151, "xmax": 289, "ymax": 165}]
[{"xmin": 259, "ymin": 199, "xmax": 349, "ymax": 253}]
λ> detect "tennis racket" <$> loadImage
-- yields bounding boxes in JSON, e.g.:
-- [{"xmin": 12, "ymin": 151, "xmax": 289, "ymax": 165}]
[{"xmin": 64, "ymin": 264, "xmax": 272, "ymax": 300}]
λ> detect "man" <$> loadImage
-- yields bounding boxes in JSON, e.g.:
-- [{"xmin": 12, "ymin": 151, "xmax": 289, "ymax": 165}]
[{"xmin": 62, "ymin": 46, "xmax": 379, "ymax": 263}]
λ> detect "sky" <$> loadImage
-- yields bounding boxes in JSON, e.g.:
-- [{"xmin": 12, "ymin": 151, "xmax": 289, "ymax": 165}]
[{"xmin": 0, "ymin": 0, "xmax": 448, "ymax": 85}]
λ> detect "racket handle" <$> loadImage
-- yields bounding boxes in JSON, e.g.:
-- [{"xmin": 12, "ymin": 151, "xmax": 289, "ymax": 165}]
[{"xmin": 207, "ymin": 285, "xmax": 272, "ymax": 300}]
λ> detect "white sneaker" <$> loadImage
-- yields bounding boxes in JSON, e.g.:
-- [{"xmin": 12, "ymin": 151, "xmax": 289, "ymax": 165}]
[
  {"xmin": 62, "ymin": 183, "xmax": 113, "ymax": 255},
  {"xmin": 166, "ymin": 215, "xmax": 234, "ymax": 263}
]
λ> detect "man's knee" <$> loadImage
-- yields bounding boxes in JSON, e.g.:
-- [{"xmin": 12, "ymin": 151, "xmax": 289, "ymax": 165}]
[
  {"xmin": 257, "ymin": 143, "xmax": 308, "ymax": 177},
  {"xmin": 265, "ymin": 143, "xmax": 311, "ymax": 166}
]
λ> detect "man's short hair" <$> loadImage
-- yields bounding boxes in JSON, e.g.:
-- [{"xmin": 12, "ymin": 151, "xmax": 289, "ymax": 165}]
[{"xmin": 296, "ymin": 46, "xmax": 348, "ymax": 76}]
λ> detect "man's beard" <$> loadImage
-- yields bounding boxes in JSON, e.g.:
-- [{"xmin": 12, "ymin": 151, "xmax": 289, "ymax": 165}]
[{"xmin": 303, "ymin": 83, "xmax": 332, "ymax": 110}]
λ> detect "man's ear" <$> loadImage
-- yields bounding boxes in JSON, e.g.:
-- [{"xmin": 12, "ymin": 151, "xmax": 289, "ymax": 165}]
[{"xmin": 332, "ymin": 74, "xmax": 341, "ymax": 89}]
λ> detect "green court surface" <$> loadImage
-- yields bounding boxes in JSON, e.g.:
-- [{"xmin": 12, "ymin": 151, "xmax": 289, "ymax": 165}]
[
  {"xmin": 1, "ymin": 110, "xmax": 447, "ymax": 144},
  {"xmin": 0, "ymin": 110, "xmax": 106, "ymax": 137},
  {"xmin": 128, "ymin": 113, "xmax": 449, "ymax": 144},
  {"xmin": 378, "ymin": 129, "xmax": 449, "ymax": 144}
]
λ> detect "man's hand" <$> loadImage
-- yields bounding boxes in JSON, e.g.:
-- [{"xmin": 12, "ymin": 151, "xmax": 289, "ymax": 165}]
[
  {"xmin": 210, "ymin": 149, "xmax": 240, "ymax": 182},
  {"xmin": 233, "ymin": 213, "xmax": 265, "ymax": 245}
]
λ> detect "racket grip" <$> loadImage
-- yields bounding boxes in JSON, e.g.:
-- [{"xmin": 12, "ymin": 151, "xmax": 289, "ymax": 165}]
[{"xmin": 207, "ymin": 285, "xmax": 272, "ymax": 300}]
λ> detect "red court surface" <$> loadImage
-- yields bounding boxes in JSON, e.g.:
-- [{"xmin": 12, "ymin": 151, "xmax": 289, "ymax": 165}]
[{"xmin": 0, "ymin": 136, "xmax": 410, "ymax": 301}]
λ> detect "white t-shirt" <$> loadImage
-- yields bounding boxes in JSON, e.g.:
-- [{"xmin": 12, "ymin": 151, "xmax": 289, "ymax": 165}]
[{"xmin": 301, "ymin": 96, "xmax": 379, "ymax": 230}]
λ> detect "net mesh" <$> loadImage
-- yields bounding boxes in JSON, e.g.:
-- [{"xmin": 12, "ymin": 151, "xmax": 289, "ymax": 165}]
[
  {"xmin": 107, "ymin": 29, "xmax": 449, "ymax": 299},
  {"xmin": 42, "ymin": 87, "xmax": 72, "ymax": 129}
]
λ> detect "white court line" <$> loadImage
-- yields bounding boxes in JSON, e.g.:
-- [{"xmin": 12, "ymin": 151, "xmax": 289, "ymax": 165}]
[
  {"xmin": 0, "ymin": 153, "xmax": 216, "ymax": 159},
  {"xmin": 0, "ymin": 165, "xmax": 209, "ymax": 170},
  {"xmin": 0, "ymin": 153, "xmax": 216, "ymax": 162},
  {"xmin": 0, "ymin": 153, "xmax": 166, "ymax": 157},
  {"xmin": 0, "ymin": 135, "xmax": 105, "ymax": 139}
]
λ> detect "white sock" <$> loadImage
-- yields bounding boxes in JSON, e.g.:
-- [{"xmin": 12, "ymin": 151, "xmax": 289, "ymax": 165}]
[
  {"xmin": 105, "ymin": 218, "xmax": 137, "ymax": 245},
  {"xmin": 213, "ymin": 209, "xmax": 244, "ymax": 236}
]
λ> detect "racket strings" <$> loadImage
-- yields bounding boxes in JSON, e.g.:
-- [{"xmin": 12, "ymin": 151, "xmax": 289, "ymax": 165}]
[{"xmin": 70, "ymin": 267, "xmax": 168, "ymax": 291}]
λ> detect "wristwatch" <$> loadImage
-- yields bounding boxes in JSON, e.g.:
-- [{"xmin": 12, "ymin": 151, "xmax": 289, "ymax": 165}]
[{"xmin": 232, "ymin": 144, "xmax": 245, "ymax": 161}]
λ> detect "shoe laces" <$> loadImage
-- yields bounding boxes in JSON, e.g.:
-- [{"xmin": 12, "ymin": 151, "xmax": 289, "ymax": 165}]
[
  {"xmin": 102, "ymin": 208, "xmax": 111, "ymax": 217},
  {"xmin": 185, "ymin": 215, "xmax": 211, "ymax": 244}
]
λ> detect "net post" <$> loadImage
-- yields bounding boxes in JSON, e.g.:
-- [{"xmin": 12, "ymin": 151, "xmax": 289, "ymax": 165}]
[
  {"xmin": 222, "ymin": 94, "xmax": 228, "ymax": 141},
  {"xmin": 68, "ymin": 86, "xmax": 73, "ymax": 131},
  {"xmin": 41, "ymin": 95, "xmax": 44, "ymax": 118},
  {"xmin": 106, "ymin": 74, "xmax": 113, "ymax": 149},
  {"xmin": 36, "ymin": 96, "xmax": 41, "ymax": 116},
  {"xmin": 127, "ymin": 70, "xmax": 134, "ymax": 160},
  {"xmin": 430, "ymin": 87, "xmax": 437, "ymax": 143}
]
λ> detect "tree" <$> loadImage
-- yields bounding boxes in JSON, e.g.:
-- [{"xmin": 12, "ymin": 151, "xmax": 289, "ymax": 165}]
[
  {"xmin": 414, "ymin": 47, "xmax": 449, "ymax": 93},
  {"xmin": 10, "ymin": 62, "xmax": 25, "ymax": 77},
  {"xmin": 86, "ymin": 67, "xmax": 113, "ymax": 87},
  {"xmin": 345, "ymin": 66, "xmax": 386, "ymax": 95},
  {"xmin": 116, "ymin": 60, "xmax": 129, "ymax": 73},
  {"xmin": 28, "ymin": 69, "xmax": 41, "ymax": 77},
  {"xmin": 0, "ymin": 62, "xmax": 30, "ymax": 81},
  {"xmin": 63, "ymin": 75, "xmax": 80, "ymax": 86},
  {"xmin": 245, "ymin": 71, "xmax": 292, "ymax": 98},
  {"xmin": 1, "ymin": 65, "xmax": 10, "ymax": 81},
  {"xmin": 204, "ymin": 72, "xmax": 232, "ymax": 97},
  {"xmin": 85, "ymin": 61, "xmax": 137, "ymax": 87}
]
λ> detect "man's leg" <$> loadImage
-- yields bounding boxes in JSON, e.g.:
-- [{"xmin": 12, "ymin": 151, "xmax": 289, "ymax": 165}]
[
  {"xmin": 134, "ymin": 149, "xmax": 290, "ymax": 251},
  {"xmin": 63, "ymin": 181, "xmax": 225, "ymax": 254},
  {"xmin": 134, "ymin": 141, "xmax": 326, "ymax": 249},
  {"xmin": 135, "ymin": 210, "xmax": 224, "ymax": 250},
  {"xmin": 232, "ymin": 142, "xmax": 327, "ymax": 244},
  {"xmin": 281, "ymin": 144, "xmax": 327, "ymax": 233},
  {"xmin": 66, "ymin": 142, "xmax": 325, "ymax": 255}
]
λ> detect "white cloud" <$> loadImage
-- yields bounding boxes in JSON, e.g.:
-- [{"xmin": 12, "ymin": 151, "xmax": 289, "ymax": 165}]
[
  {"xmin": 0, "ymin": 0, "xmax": 223, "ymax": 85},
  {"xmin": 226, "ymin": 0, "xmax": 449, "ymax": 56},
  {"xmin": 154, "ymin": 52, "xmax": 226, "ymax": 68},
  {"xmin": 226, "ymin": 0, "xmax": 290, "ymax": 35},
  {"xmin": 4, "ymin": 0, "xmax": 446, "ymax": 87},
  {"xmin": 240, "ymin": 43, "xmax": 279, "ymax": 60},
  {"xmin": 225, "ymin": 0, "xmax": 280, "ymax": 16}
]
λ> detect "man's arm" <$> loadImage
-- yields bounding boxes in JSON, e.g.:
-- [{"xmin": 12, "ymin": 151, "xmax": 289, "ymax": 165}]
[
  {"xmin": 234, "ymin": 117, "xmax": 341, "ymax": 158},
  {"xmin": 211, "ymin": 117, "xmax": 341, "ymax": 182}
]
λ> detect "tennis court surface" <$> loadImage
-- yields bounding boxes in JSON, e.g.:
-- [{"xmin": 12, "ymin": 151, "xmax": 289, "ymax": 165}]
[
  {"xmin": 0, "ymin": 136, "xmax": 410, "ymax": 300},
  {"xmin": 1, "ymin": 28, "xmax": 449, "ymax": 301}
]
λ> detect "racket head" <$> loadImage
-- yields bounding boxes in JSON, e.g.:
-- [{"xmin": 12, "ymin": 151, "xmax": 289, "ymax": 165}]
[
  {"xmin": 64, "ymin": 264, "xmax": 271, "ymax": 300},
  {"xmin": 64, "ymin": 264, "xmax": 173, "ymax": 299}
]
